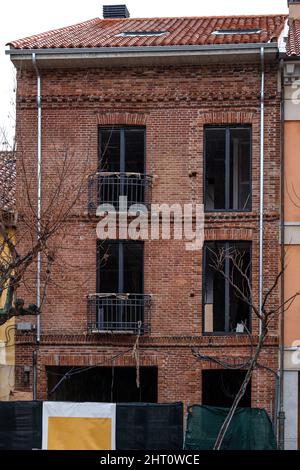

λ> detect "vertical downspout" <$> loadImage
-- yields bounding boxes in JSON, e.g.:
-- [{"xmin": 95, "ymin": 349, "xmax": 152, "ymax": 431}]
[
  {"xmin": 32, "ymin": 53, "xmax": 42, "ymax": 399},
  {"xmin": 32, "ymin": 350, "xmax": 37, "ymax": 400},
  {"xmin": 278, "ymin": 58, "xmax": 286, "ymax": 450},
  {"xmin": 32, "ymin": 52, "xmax": 42, "ymax": 343},
  {"xmin": 259, "ymin": 47, "xmax": 265, "ymax": 334}
]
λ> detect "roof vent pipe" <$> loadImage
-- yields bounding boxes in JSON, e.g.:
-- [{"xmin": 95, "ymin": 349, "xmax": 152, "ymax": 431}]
[{"xmin": 103, "ymin": 4, "xmax": 130, "ymax": 19}]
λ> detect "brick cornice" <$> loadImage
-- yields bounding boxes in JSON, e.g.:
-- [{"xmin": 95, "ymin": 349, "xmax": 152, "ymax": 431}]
[
  {"xmin": 205, "ymin": 212, "xmax": 280, "ymax": 223},
  {"xmin": 16, "ymin": 333, "xmax": 279, "ymax": 348},
  {"xmin": 17, "ymin": 94, "xmax": 280, "ymax": 109}
]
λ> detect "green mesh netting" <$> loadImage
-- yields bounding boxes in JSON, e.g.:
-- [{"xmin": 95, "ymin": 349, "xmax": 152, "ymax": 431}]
[{"xmin": 184, "ymin": 405, "xmax": 277, "ymax": 450}]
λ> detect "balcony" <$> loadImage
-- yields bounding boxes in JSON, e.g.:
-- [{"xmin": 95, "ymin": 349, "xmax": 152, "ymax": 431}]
[
  {"xmin": 87, "ymin": 293, "xmax": 151, "ymax": 334},
  {"xmin": 88, "ymin": 172, "xmax": 152, "ymax": 214}
]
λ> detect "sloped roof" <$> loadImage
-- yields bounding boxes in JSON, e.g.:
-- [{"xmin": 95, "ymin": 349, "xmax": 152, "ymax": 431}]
[
  {"xmin": 7, "ymin": 15, "xmax": 287, "ymax": 50},
  {"xmin": 287, "ymin": 19, "xmax": 300, "ymax": 56},
  {"xmin": 0, "ymin": 152, "xmax": 16, "ymax": 213}
]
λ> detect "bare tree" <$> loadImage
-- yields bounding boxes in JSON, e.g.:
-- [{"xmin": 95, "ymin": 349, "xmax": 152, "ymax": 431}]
[
  {"xmin": 0, "ymin": 137, "xmax": 91, "ymax": 326},
  {"xmin": 193, "ymin": 245, "xmax": 300, "ymax": 450}
]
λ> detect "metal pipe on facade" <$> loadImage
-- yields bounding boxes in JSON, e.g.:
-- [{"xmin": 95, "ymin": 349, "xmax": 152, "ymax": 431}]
[
  {"xmin": 32, "ymin": 52, "xmax": 41, "ymax": 344},
  {"xmin": 32, "ymin": 349, "xmax": 37, "ymax": 400},
  {"xmin": 278, "ymin": 58, "xmax": 286, "ymax": 450},
  {"xmin": 259, "ymin": 47, "xmax": 265, "ymax": 335}
]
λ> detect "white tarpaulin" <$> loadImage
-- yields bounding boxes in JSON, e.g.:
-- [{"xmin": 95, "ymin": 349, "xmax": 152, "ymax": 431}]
[{"xmin": 42, "ymin": 402, "xmax": 116, "ymax": 450}]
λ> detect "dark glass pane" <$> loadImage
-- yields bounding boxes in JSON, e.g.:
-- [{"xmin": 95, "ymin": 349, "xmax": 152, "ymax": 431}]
[
  {"xmin": 99, "ymin": 130, "xmax": 121, "ymax": 208},
  {"xmin": 124, "ymin": 129, "xmax": 145, "ymax": 206},
  {"xmin": 204, "ymin": 242, "xmax": 225, "ymax": 332},
  {"xmin": 205, "ymin": 129, "xmax": 226, "ymax": 210},
  {"xmin": 100, "ymin": 130, "xmax": 120, "ymax": 172},
  {"xmin": 125, "ymin": 129, "xmax": 145, "ymax": 174},
  {"xmin": 98, "ymin": 242, "xmax": 119, "ymax": 293},
  {"xmin": 230, "ymin": 129, "xmax": 251, "ymax": 210},
  {"xmin": 213, "ymin": 272, "xmax": 226, "ymax": 332},
  {"xmin": 229, "ymin": 242, "xmax": 251, "ymax": 332},
  {"xmin": 123, "ymin": 243, "xmax": 143, "ymax": 293}
]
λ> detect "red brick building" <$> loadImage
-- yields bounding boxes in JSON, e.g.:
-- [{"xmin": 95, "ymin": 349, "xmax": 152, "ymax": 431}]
[{"xmin": 7, "ymin": 7, "xmax": 286, "ymax": 425}]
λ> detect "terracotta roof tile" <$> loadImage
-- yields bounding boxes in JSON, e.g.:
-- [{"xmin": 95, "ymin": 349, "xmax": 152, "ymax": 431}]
[
  {"xmin": 7, "ymin": 15, "xmax": 287, "ymax": 50},
  {"xmin": 287, "ymin": 19, "xmax": 300, "ymax": 56},
  {"xmin": 0, "ymin": 152, "xmax": 16, "ymax": 213}
]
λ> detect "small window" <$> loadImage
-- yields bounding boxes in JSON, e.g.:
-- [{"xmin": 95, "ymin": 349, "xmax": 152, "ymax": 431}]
[
  {"xmin": 212, "ymin": 29, "xmax": 262, "ymax": 35},
  {"xmin": 203, "ymin": 241, "xmax": 251, "ymax": 334},
  {"xmin": 205, "ymin": 126, "xmax": 251, "ymax": 211}
]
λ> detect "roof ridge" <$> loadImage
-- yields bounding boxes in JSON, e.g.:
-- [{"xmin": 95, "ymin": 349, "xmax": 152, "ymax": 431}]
[{"xmin": 97, "ymin": 14, "xmax": 288, "ymax": 21}]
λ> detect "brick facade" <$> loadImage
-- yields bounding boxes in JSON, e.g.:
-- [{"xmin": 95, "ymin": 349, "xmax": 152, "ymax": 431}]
[{"xmin": 14, "ymin": 61, "xmax": 281, "ymax": 417}]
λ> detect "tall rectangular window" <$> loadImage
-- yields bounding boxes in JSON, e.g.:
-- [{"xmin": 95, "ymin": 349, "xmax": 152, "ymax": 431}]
[
  {"xmin": 99, "ymin": 127, "xmax": 146, "ymax": 209},
  {"xmin": 205, "ymin": 127, "xmax": 251, "ymax": 211},
  {"xmin": 203, "ymin": 241, "xmax": 251, "ymax": 334},
  {"xmin": 93, "ymin": 241, "xmax": 145, "ymax": 332}
]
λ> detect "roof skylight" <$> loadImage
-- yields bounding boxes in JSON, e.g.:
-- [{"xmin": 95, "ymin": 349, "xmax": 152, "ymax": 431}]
[{"xmin": 212, "ymin": 29, "xmax": 262, "ymax": 35}]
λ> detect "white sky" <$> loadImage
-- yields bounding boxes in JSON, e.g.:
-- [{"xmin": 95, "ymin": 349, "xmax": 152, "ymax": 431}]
[{"xmin": 0, "ymin": 0, "xmax": 288, "ymax": 145}]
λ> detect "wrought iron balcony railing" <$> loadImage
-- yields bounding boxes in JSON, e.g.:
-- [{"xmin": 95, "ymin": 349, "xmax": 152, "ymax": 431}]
[
  {"xmin": 88, "ymin": 172, "xmax": 152, "ymax": 213},
  {"xmin": 87, "ymin": 293, "xmax": 151, "ymax": 334}
]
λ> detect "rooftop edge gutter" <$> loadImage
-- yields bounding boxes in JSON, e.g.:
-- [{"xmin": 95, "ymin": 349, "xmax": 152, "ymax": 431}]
[{"xmin": 6, "ymin": 42, "xmax": 279, "ymax": 57}]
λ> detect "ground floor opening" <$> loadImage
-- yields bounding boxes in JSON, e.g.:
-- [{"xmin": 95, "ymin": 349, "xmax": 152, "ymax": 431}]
[
  {"xmin": 202, "ymin": 369, "xmax": 251, "ymax": 407},
  {"xmin": 46, "ymin": 366, "xmax": 158, "ymax": 402}
]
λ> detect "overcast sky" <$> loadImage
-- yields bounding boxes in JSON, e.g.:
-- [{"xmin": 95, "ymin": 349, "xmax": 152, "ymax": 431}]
[{"xmin": 0, "ymin": 0, "xmax": 288, "ymax": 145}]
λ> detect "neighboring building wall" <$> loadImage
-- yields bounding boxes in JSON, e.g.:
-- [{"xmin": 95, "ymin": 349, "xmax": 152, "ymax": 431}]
[
  {"xmin": 0, "ymin": 232, "xmax": 15, "ymax": 401},
  {"xmin": 284, "ymin": 61, "xmax": 300, "ymax": 449},
  {"xmin": 0, "ymin": 324, "xmax": 14, "ymax": 401},
  {"xmin": 14, "ymin": 61, "xmax": 281, "ymax": 416}
]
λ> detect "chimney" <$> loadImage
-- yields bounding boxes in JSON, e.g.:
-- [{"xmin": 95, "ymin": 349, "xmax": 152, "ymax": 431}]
[
  {"xmin": 103, "ymin": 4, "xmax": 130, "ymax": 19},
  {"xmin": 288, "ymin": 0, "xmax": 300, "ymax": 20}
]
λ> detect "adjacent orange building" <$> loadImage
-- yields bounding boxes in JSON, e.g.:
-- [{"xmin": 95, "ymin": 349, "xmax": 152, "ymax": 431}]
[{"xmin": 283, "ymin": 0, "xmax": 300, "ymax": 450}]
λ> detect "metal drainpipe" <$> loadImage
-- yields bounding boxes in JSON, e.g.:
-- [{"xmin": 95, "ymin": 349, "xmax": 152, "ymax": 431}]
[
  {"xmin": 278, "ymin": 58, "xmax": 286, "ymax": 451},
  {"xmin": 32, "ymin": 52, "xmax": 41, "ymax": 345},
  {"xmin": 259, "ymin": 47, "xmax": 265, "ymax": 335}
]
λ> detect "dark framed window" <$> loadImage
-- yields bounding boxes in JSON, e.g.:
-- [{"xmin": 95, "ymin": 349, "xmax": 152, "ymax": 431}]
[
  {"xmin": 99, "ymin": 127, "xmax": 145, "ymax": 174},
  {"xmin": 98, "ymin": 127, "xmax": 146, "ymax": 209},
  {"xmin": 203, "ymin": 241, "xmax": 251, "ymax": 334},
  {"xmin": 204, "ymin": 126, "xmax": 251, "ymax": 211},
  {"xmin": 93, "ymin": 241, "xmax": 145, "ymax": 331},
  {"xmin": 97, "ymin": 240, "xmax": 144, "ymax": 294}
]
